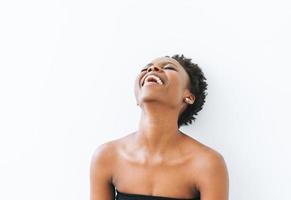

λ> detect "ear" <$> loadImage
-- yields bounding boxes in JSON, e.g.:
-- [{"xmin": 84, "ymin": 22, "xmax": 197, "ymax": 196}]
[
  {"xmin": 180, "ymin": 93, "xmax": 195, "ymax": 115},
  {"xmin": 184, "ymin": 90, "xmax": 195, "ymax": 104},
  {"xmin": 187, "ymin": 94, "xmax": 195, "ymax": 104}
]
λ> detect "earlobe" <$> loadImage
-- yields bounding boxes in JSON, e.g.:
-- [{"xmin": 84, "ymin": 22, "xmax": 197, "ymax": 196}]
[
  {"xmin": 184, "ymin": 96, "xmax": 195, "ymax": 104},
  {"xmin": 184, "ymin": 98, "xmax": 193, "ymax": 104},
  {"xmin": 183, "ymin": 89, "xmax": 195, "ymax": 104}
]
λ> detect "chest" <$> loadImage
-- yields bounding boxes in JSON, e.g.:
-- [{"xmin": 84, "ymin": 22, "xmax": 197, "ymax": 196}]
[{"xmin": 112, "ymin": 154, "xmax": 199, "ymax": 198}]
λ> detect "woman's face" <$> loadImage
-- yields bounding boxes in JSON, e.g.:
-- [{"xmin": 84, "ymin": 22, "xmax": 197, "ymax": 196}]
[{"xmin": 134, "ymin": 56, "xmax": 194, "ymax": 113}]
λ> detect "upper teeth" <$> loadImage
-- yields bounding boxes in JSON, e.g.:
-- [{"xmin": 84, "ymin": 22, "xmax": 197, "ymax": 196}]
[{"xmin": 144, "ymin": 75, "xmax": 163, "ymax": 85}]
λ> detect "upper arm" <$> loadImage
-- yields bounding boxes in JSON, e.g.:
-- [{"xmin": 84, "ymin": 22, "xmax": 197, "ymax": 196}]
[
  {"xmin": 196, "ymin": 150, "xmax": 229, "ymax": 200},
  {"xmin": 90, "ymin": 143, "xmax": 116, "ymax": 200}
]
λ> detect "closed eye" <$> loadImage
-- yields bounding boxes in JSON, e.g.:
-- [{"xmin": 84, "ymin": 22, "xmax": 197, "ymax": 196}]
[
  {"xmin": 140, "ymin": 64, "xmax": 177, "ymax": 72},
  {"xmin": 164, "ymin": 66, "xmax": 177, "ymax": 71},
  {"xmin": 164, "ymin": 67, "xmax": 176, "ymax": 70}
]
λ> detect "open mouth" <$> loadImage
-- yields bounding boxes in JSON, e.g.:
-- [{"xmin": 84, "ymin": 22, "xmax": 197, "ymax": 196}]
[{"xmin": 142, "ymin": 75, "xmax": 164, "ymax": 87}]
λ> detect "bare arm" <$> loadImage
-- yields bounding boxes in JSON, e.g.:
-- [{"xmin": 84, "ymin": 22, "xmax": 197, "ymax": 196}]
[
  {"xmin": 90, "ymin": 143, "xmax": 115, "ymax": 200},
  {"xmin": 196, "ymin": 150, "xmax": 229, "ymax": 200}
]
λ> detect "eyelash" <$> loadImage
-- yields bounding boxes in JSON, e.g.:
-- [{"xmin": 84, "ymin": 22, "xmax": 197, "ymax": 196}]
[
  {"xmin": 140, "ymin": 66, "xmax": 176, "ymax": 72},
  {"xmin": 164, "ymin": 66, "xmax": 175, "ymax": 70}
]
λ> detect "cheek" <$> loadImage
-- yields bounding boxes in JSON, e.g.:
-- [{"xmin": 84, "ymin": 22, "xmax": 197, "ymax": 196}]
[{"xmin": 168, "ymin": 74, "xmax": 184, "ymax": 89}]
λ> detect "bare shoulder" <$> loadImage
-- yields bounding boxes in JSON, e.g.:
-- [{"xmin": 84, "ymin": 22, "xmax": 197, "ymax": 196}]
[
  {"xmin": 181, "ymin": 133, "xmax": 227, "ymax": 167},
  {"xmin": 193, "ymin": 142, "xmax": 227, "ymax": 171},
  {"xmin": 185, "ymin": 135, "xmax": 229, "ymax": 199},
  {"xmin": 90, "ymin": 139, "xmax": 123, "ymax": 200},
  {"xmin": 90, "ymin": 132, "xmax": 133, "ymax": 167},
  {"xmin": 90, "ymin": 139, "xmax": 120, "ymax": 167},
  {"xmin": 196, "ymin": 146, "xmax": 228, "ymax": 181}
]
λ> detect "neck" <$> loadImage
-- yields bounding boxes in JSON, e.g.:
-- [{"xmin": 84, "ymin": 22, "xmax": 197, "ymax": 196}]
[{"xmin": 134, "ymin": 102, "xmax": 183, "ymax": 155}]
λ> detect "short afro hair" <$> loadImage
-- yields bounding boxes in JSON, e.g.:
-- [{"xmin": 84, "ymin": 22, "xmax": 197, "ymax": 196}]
[{"xmin": 165, "ymin": 54, "xmax": 208, "ymax": 128}]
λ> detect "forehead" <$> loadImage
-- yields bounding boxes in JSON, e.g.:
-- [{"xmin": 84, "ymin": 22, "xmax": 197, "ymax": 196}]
[{"xmin": 149, "ymin": 56, "xmax": 182, "ymax": 68}]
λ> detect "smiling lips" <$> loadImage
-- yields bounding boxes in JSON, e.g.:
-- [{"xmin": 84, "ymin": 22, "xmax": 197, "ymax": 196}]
[{"xmin": 141, "ymin": 74, "xmax": 164, "ymax": 87}]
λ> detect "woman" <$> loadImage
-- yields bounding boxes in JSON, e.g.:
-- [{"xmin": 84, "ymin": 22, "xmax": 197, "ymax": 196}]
[{"xmin": 90, "ymin": 54, "xmax": 229, "ymax": 200}]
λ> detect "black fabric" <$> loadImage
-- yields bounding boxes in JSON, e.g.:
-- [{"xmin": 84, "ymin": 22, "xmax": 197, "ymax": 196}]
[{"xmin": 116, "ymin": 189, "xmax": 200, "ymax": 200}]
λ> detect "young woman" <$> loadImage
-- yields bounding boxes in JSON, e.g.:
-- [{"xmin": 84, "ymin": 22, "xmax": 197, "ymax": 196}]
[{"xmin": 90, "ymin": 54, "xmax": 229, "ymax": 200}]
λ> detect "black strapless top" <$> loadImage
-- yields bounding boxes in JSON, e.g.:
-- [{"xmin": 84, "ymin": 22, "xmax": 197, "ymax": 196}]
[{"xmin": 116, "ymin": 189, "xmax": 200, "ymax": 200}]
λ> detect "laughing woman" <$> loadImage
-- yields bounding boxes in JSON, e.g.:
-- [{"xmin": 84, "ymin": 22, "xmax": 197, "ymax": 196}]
[{"xmin": 90, "ymin": 54, "xmax": 229, "ymax": 200}]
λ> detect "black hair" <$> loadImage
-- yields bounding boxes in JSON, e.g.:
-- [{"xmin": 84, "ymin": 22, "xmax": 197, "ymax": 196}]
[{"xmin": 165, "ymin": 54, "xmax": 208, "ymax": 128}]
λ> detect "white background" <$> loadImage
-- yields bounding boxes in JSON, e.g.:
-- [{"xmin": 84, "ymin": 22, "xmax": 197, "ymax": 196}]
[{"xmin": 0, "ymin": 0, "xmax": 291, "ymax": 199}]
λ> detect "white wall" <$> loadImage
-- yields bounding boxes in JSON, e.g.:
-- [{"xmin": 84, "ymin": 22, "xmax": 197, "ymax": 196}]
[{"xmin": 0, "ymin": 0, "xmax": 290, "ymax": 199}]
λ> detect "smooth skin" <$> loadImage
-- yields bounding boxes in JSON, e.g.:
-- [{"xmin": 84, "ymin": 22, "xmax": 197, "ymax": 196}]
[{"xmin": 90, "ymin": 57, "xmax": 229, "ymax": 200}]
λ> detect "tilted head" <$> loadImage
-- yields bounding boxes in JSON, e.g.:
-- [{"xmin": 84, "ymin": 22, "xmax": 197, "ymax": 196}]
[{"xmin": 134, "ymin": 54, "xmax": 208, "ymax": 128}]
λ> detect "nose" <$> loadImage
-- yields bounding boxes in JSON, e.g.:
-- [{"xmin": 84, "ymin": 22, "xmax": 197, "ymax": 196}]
[{"xmin": 147, "ymin": 65, "xmax": 162, "ymax": 72}]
